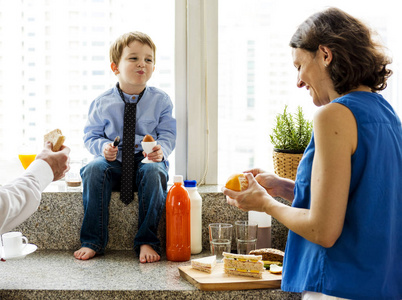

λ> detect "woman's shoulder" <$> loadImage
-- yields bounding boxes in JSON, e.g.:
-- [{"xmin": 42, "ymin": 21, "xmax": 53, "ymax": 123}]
[
  {"xmin": 314, "ymin": 101, "xmax": 358, "ymax": 155},
  {"xmin": 333, "ymin": 92, "xmax": 398, "ymax": 125},
  {"xmin": 314, "ymin": 100, "xmax": 355, "ymax": 125}
]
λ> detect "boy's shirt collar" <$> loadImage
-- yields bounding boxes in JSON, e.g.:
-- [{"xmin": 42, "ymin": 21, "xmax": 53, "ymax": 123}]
[{"xmin": 115, "ymin": 83, "xmax": 147, "ymax": 103}]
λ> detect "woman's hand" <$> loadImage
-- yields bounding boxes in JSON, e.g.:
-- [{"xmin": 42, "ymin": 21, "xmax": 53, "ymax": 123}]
[
  {"xmin": 244, "ymin": 169, "xmax": 295, "ymax": 201},
  {"xmin": 243, "ymin": 168, "xmax": 267, "ymax": 177},
  {"xmin": 143, "ymin": 144, "xmax": 163, "ymax": 162},
  {"xmin": 103, "ymin": 143, "xmax": 118, "ymax": 161},
  {"xmin": 222, "ymin": 173, "xmax": 273, "ymax": 213}
]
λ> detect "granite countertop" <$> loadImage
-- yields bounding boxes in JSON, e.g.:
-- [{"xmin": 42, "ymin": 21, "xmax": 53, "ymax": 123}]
[
  {"xmin": 0, "ymin": 250, "xmax": 301, "ymax": 300},
  {"xmin": 1, "ymin": 181, "xmax": 297, "ymax": 299}
]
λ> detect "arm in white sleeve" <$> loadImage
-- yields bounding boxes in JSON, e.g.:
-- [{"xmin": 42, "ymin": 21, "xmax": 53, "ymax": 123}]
[{"xmin": 0, "ymin": 159, "xmax": 53, "ymax": 234}]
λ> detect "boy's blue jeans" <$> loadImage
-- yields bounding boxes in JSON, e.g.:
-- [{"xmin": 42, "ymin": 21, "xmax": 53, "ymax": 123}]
[{"xmin": 79, "ymin": 154, "xmax": 169, "ymax": 256}]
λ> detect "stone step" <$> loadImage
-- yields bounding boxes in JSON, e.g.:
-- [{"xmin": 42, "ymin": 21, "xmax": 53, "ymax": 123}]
[
  {"xmin": 12, "ymin": 183, "xmax": 250, "ymax": 252},
  {"xmin": 2, "ymin": 183, "xmax": 298, "ymax": 300}
]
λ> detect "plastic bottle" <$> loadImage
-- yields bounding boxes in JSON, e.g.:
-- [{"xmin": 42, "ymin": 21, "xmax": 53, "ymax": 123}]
[
  {"xmin": 166, "ymin": 175, "xmax": 191, "ymax": 261},
  {"xmin": 184, "ymin": 180, "xmax": 202, "ymax": 254},
  {"xmin": 248, "ymin": 211, "xmax": 271, "ymax": 248}
]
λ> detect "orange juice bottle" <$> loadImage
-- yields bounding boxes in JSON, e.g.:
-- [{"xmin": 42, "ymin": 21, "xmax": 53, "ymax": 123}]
[
  {"xmin": 166, "ymin": 175, "xmax": 191, "ymax": 262},
  {"xmin": 18, "ymin": 154, "xmax": 37, "ymax": 169}
]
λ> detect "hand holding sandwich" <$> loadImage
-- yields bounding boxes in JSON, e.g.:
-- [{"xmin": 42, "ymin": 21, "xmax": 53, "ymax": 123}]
[
  {"xmin": 36, "ymin": 142, "xmax": 70, "ymax": 181},
  {"xmin": 1, "ymin": 131, "xmax": 70, "ymax": 234}
]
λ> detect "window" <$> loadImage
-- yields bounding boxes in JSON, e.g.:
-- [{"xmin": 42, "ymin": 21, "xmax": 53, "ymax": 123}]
[
  {"xmin": 0, "ymin": 0, "xmax": 175, "ymax": 184},
  {"xmin": 217, "ymin": 0, "xmax": 402, "ymax": 184},
  {"xmin": 2, "ymin": 0, "xmax": 400, "ymax": 186}
]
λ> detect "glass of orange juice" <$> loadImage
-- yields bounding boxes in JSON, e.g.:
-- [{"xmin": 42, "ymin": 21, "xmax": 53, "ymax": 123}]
[
  {"xmin": 18, "ymin": 143, "xmax": 38, "ymax": 169},
  {"xmin": 18, "ymin": 154, "xmax": 37, "ymax": 169}
]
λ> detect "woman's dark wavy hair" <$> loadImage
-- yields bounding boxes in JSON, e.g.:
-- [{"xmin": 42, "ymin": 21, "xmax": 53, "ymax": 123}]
[{"xmin": 290, "ymin": 7, "xmax": 392, "ymax": 95}]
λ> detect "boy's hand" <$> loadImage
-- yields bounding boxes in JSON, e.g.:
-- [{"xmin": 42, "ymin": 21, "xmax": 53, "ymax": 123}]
[
  {"xmin": 104, "ymin": 143, "xmax": 118, "ymax": 161},
  {"xmin": 143, "ymin": 144, "xmax": 163, "ymax": 162}
]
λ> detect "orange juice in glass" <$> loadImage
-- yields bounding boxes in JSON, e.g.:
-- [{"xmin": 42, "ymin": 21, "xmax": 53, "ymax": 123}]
[{"xmin": 18, "ymin": 154, "xmax": 37, "ymax": 169}]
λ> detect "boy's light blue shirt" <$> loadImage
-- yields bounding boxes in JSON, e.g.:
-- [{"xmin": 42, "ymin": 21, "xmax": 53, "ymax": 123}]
[{"xmin": 83, "ymin": 84, "xmax": 176, "ymax": 162}]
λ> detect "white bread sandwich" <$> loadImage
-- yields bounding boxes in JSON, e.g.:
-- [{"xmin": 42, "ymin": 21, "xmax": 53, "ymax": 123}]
[
  {"xmin": 44, "ymin": 129, "xmax": 66, "ymax": 151},
  {"xmin": 223, "ymin": 252, "xmax": 264, "ymax": 278},
  {"xmin": 191, "ymin": 255, "xmax": 217, "ymax": 273}
]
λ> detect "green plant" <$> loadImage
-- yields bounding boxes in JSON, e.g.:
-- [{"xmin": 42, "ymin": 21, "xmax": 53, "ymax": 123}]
[{"xmin": 270, "ymin": 105, "xmax": 313, "ymax": 152}]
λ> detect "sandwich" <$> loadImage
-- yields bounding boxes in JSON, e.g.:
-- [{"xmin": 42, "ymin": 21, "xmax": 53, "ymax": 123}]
[
  {"xmin": 249, "ymin": 248, "xmax": 284, "ymax": 273},
  {"xmin": 191, "ymin": 255, "xmax": 217, "ymax": 273},
  {"xmin": 225, "ymin": 173, "xmax": 249, "ymax": 191},
  {"xmin": 223, "ymin": 252, "xmax": 264, "ymax": 278},
  {"xmin": 44, "ymin": 129, "xmax": 66, "ymax": 152}
]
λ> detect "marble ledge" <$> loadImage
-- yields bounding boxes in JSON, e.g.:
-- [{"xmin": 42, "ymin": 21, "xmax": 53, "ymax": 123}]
[
  {"xmin": 44, "ymin": 180, "xmax": 224, "ymax": 194},
  {"xmin": 38, "ymin": 180, "xmax": 290, "ymax": 252}
]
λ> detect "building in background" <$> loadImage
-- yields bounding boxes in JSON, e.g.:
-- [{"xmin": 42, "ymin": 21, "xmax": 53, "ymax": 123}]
[
  {"xmin": 0, "ymin": 0, "xmax": 400, "ymax": 185},
  {"xmin": 0, "ymin": 0, "xmax": 175, "ymax": 183},
  {"xmin": 217, "ymin": 0, "xmax": 401, "ymax": 183}
]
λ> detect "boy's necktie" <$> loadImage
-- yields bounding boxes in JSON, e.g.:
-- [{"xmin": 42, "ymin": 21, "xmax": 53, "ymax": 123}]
[{"xmin": 117, "ymin": 83, "xmax": 145, "ymax": 205}]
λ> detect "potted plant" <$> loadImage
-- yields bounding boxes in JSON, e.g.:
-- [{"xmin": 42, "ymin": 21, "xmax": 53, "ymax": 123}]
[{"xmin": 270, "ymin": 105, "xmax": 313, "ymax": 180}]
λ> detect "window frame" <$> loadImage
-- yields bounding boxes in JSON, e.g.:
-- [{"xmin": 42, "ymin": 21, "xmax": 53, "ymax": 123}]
[{"xmin": 175, "ymin": 0, "xmax": 218, "ymax": 184}]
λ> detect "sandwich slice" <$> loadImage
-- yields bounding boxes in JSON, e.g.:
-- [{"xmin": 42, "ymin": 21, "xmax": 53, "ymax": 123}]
[
  {"xmin": 191, "ymin": 255, "xmax": 217, "ymax": 273},
  {"xmin": 223, "ymin": 252, "xmax": 264, "ymax": 279},
  {"xmin": 249, "ymin": 248, "xmax": 284, "ymax": 264},
  {"xmin": 249, "ymin": 248, "xmax": 284, "ymax": 273},
  {"xmin": 44, "ymin": 129, "xmax": 66, "ymax": 152}
]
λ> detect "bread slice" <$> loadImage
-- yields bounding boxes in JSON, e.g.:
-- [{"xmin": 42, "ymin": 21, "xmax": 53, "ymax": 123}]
[
  {"xmin": 249, "ymin": 248, "xmax": 284, "ymax": 263},
  {"xmin": 223, "ymin": 252, "xmax": 264, "ymax": 279},
  {"xmin": 191, "ymin": 255, "xmax": 217, "ymax": 273},
  {"xmin": 44, "ymin": 129, "xmax": 66, "ymax": 151}
]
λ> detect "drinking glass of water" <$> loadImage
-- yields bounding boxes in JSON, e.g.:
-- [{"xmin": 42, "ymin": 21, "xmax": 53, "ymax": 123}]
[
  {"xmin": 208, "ymin": 223, "xmax": 233, "ymax": 262},
  {"xmin": 235, "ymin": 220, "xmax": 258, "ymax": 254}
]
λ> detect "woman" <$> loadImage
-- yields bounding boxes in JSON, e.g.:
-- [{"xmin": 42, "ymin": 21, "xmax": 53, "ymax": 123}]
[{"xmin": 222, "ymin": 7, "xmax": 402, "ymax": 300}]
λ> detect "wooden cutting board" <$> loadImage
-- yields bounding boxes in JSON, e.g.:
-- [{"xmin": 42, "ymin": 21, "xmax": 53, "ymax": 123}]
[{"xmin": 179, "ymin": 263, "xmax": 281, "ymax": 291}]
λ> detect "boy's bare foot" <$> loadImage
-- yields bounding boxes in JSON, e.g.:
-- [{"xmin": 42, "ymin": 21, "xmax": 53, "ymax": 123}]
[
  {"xmin": 139, "ymin": 244, "xmax": 160, "ymax": 263},
  {"xmin": 74, "ymin": 247, "xmax": 96, "ymax": 260}
]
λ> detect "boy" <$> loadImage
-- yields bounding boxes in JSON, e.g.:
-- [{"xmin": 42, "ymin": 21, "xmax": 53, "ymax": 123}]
[{"xmin": 74, "ymin": 31, "xmax": 176, "ymax": 263}]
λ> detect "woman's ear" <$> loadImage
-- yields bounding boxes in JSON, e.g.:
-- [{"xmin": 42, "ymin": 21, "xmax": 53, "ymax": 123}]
[
  {"xmin": 111, "ymin": 62, "xmax": 119, "ymax": 74},
  {"xmin": 318, "ymin": 45, "xmax": 333, "ymax": 66}
]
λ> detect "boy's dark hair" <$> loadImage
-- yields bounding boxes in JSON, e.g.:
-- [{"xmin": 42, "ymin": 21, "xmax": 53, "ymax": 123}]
[{"xmin": 290, "ymin": 7, "xmax": 392, "ymax": 95}]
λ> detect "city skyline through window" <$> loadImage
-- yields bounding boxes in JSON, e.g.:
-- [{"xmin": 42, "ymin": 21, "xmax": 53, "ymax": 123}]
[
  {"xmin": 0, "ymin": 0, "xmax": 401, "ymax": 185},
  {"xmin": 217, "ymin": 0, "xmax": 402, "ymax": 183},
  {"xmin": 0, "ymin": 0, "xmax": 175, "ymax": 184}
]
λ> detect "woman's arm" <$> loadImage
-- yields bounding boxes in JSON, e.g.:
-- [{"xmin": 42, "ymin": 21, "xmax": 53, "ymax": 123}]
[
  {"xmin": 269, "ymin": 103, "xmax": 357, "ymax": 247},
  {"xmin": 225, "ymin": 103, "xmax": 357, "ymax": 247}
]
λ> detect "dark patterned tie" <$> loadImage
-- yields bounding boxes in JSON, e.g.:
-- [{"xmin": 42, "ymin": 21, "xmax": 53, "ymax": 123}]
[{"xmin": 117, "ymin": 83, "xmax": 145, "ymax": 205}]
